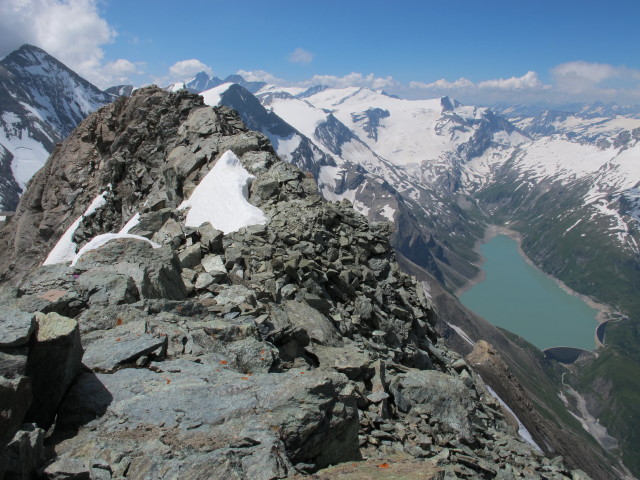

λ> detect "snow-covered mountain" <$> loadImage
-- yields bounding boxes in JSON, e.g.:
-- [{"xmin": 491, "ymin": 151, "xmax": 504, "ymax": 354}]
[
  {"xmin": 166, "ymin": 73, "xmax": 266, "ymax": 95},
  {"xmin": 0, "ymin": 44, "xmax": 113, "ymax": 210},
  {"xmin": 190, "ymin": 75, "xmax": 640, "ymax": 319}
]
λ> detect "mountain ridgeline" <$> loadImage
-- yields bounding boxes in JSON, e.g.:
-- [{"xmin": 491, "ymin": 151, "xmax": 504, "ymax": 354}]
[
  {"xmin": 0, "ymin": 86, "xmax": 610, "ymax": 479},
  {"xmin": 1, "ymin": 45, "xmax": 639, "ymax": 477}
]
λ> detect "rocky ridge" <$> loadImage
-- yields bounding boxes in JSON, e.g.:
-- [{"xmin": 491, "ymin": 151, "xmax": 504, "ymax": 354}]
[{"xmin": 0, "ymin": 87, "xmax": 591, "ymax": 479}]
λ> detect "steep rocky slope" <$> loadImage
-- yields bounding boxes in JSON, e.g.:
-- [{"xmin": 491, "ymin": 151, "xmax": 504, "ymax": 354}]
[{"xmin": 0, "ymin": 87, "xmax": 597, "ymax": 479}]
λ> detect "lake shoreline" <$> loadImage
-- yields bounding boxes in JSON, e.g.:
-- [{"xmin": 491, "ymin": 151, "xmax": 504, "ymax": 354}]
[{"xmin": 455, "ymin": 224, "xmax": 614, "ymax": 326}]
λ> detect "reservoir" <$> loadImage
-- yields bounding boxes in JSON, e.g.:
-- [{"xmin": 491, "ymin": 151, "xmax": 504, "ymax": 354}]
[{"xmin": 459, "ymin": 234, "xmax": 597, "ymax": 351}]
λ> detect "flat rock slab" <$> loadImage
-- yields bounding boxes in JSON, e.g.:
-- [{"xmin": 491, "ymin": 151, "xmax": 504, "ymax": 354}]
[
  {"xmin": 283, "ymin": 300, "xmax": 342, "ymax": 347},
  {"xmin": 299, "ymin": 456, "xmax": 443, "ymax": 480},
  {"xmin": 0, "ymin": 309, "xmax": 35, "ymax": 348},
  {"xmin": 82, "ymin": 331, "xmax": 167, "ymax": 373},
  {"xmin": 52, "ymin": 361, "xmax": 359, "ymax": 478}
]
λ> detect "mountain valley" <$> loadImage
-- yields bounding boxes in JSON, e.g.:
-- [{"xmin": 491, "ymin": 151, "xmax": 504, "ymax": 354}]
[{"xmin": 1, "ymin": 45, "xmax": 640, "ymax": 478}]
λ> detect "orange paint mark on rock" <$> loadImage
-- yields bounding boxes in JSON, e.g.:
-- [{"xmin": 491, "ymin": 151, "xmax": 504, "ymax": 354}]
[
  {"xmin": 378, "ymin": 463, "xmax": 390, "ymax": 469},
  {"xmin": 116, "ymin": 318, "xmax": 123, "ymax": 326},
  {"xmin": 220, "ymin": 360, "xmax": 228, "ymax": 365}
]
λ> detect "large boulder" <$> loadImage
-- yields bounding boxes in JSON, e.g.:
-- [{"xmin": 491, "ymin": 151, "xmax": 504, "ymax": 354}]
[
  {"xmin": 50, "ymin": 362, "xmax": 359, "ymax": 478},
  {"xmin": 73, "ymin": 238, "xmax": 187, "ymax": 301},
  {"xmin": 25, "ymin": 312, "xmax": 83, "ymax": 428},
  {"xmin": 389, "ymin": 370, "xmax": 476, "ymax": 439}
]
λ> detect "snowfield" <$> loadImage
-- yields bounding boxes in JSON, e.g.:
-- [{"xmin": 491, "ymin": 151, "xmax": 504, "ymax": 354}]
[{"xmin": 179, "ymin": 150, "xmax": 267, "ymax": 233}]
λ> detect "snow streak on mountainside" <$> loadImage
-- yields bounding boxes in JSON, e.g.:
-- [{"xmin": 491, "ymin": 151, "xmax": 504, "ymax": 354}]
[{"xmin": 0, "ymin": 44, "xmax": 113, "ymax": 210}]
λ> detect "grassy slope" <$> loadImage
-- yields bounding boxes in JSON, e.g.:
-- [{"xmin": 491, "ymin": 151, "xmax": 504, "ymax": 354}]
[{"xmin": 573, "ymin": 319, "xmax": 640, "ymax": 476}]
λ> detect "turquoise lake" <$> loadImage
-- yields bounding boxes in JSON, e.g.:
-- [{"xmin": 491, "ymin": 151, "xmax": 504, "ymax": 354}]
[{"xmin": 459, "ymin": 234, "xmax": 597, "ymax": 351}]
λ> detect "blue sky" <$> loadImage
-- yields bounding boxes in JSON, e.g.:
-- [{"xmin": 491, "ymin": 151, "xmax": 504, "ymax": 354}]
[{"xmin": 2, "ymin": 0, "xmax": 640, "ymax": 105}]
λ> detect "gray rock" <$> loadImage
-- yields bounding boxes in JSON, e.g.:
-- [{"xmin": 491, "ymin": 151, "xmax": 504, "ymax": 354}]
[
  {"xmin": 282, "ymin": 300, "xmax": 342, "ymax": 347},
  {"xmin": 82, "ymin": 330, "xmax": 167, "ymax": 373},
  {"xmin": 0, "ymin": 375, "xmax": 31, "ymax": 447},
  {"xmin": 202, "ymin": 254, "xmax": 226, "ymax": 275},
  {"xmin": 197, "ymin": 223, "xmax": 223, "ymax": 253},
  {"xmin": 42, "ymin": 458, "xmax": 90, "ymax": 479},
  {"xmin": 73, "ymin": 238, "xmax": 187, "ymax": 301},
  {"xmin": 178, "ymin": 243, "xmax": 202, "ymax": 269},
  {"xmin": 311, "ymin": 343, "xmax": 372, "ymax": 381},
  {"xmin": 389, "ymin": 370, "xmax": 476, "ymax": 439},
  {"xmin": 0, "ymin": 309, "xmax": 35, "ymax": 348},
  {"xmin": 151, "ymin": 217, "xmax": 185, "ymax": 248},
  {"xmin": 25, "ymin": 312, "xmax": 83, "ymax": 428},
  {"xmin": 75, "ymin": 305, "xmax": 146, "ymax": 335},
  {"xmin": 76, "ymin": 269, "xmax": 139, "ymax": 306},
  {"xmin": 203, "ymin": 316, "xmax": 258, "ymax": 343},
  {"xmin": 0, "ymin": 347, "xmax": 29, "ymax": 379},
  {"xmin": 52, "ymin": 364, "xmax": 359, "ymax": 476},
  {"xmin": 215, "ymin": 285, "xmax": 257, "ymax": 307},
  {"xmin": 194, "ymin": 272, "xmax": 214, "ymax": 290},
  {"xmin": 2, "ymin": 424, "xmax": 45, "ymax": 480}
]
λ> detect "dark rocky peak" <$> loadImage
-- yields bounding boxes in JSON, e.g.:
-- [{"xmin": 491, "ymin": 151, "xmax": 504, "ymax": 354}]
[
  {"xmin": 0, "ymin": 88, "xmax": 594, "ymax": 479},
  {"xmin": 440, "ymin": 95, "xmax": 462, "ymax": 112},
  {"xmin": 186, "ymin": 71, "xmax": 224, "ymax": 92},
  {"xmin": 222, "ymin": 74, "xmax": 266, "ymax": 93},
  {"xmin": 379, "ymin": 90, "xmax": 400, "ymax": 99},
  {"xmin": 216, "ymin": 83, "xmax": 336, "ymax": 178},
  {"xmin": 1, "ymin": 44, "xmax": 113, "ymax": 137}
]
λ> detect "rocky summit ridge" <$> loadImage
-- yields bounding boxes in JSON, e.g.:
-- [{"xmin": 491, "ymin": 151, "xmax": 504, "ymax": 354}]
[{"xmin": 0, "ymin": 87, "xmax": 591, "ymax": 479}]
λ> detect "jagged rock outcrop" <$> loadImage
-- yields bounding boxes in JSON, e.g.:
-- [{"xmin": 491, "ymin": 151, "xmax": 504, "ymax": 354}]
[{"xmin": 0, "ymin": 87, "xmax": 592, "ymax": 479}]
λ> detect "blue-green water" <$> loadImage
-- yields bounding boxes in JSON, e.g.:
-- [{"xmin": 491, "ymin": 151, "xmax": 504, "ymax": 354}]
[{"xmin": 459, "ymin": 234, "xmax": 597, "ymax": 350}]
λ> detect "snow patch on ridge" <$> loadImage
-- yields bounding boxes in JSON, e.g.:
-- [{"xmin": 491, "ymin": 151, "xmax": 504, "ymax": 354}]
[
  {"xmin": 200, "ymin": 83, "xmax": 234, "ymax": 106},
  {"xmin": 179, "ymin": 150, "xmax": 267, "ymax": 234},
  {"xmin": 43, "ymin": 191, "xmax": 109, "ymax": 265}
]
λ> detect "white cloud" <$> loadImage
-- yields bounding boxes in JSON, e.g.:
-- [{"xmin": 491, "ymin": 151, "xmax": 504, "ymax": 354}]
[
  {"xmin": 410, "ymin": 78, "xmax": 474, "ymax": 90},
  {"xmin": 0, "ymin": 0, "xmax": 117, "ymax": 85},
  {"xmin": 410, "ymin": 72, "xmax": 544, "ymax": 93},
  {"xmin": 168, "ymin": 59, "xmax": 213, "ymax": 81},
  {"xmin": 289, "ymin": 47, "xmax": 314, "ymax": 64},
  {"xmin": 550, "ymin": 61, "xmax": 640, "ymax": 101},
  {"xmin": 304, "ymin": 72, "xmax": 399, "ymax": 90},
  {"xmin": 478, "ymin": 71, "xmax": 544, "ymax": 90},
  {"xmin": 236, "ymin": 69, "xmax": 282, "ymax": 84},
  {"xmin": 96, "ymin": 59, "xmax": 144, "ymax": 86},
  {"xmin": 552, "ymin": 61, "xmax": 618, "ymax": 84}
]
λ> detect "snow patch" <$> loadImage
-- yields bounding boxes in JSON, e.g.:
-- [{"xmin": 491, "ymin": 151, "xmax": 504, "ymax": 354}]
[
  {"xmin": 200, "ymin": 83, "xmax": 234, "ymax": 107},
  {"xmin": 267, "ymin": 133, "xmax": 301, "ymax": 163},
  {"xmin": 485, "ymin": 384, "xmax": 542, "ymax": 452},
  {"xmin": 178, "ymin": 150, "xmax": 267, "ymax": 234},
  {"xmin": 43, "ymin": 191, "xmax": 109, "ymax": 265},
  {"xmin": 379, "ymin": 204, "xmax": 396, "ymax": 221},
  {"xmin": 120, "ymin": 213, "xmax": 141, "ymax": 234},
  {"xmin": 446, "ymin": 322, "xmax": 475, "ymax": 347}
]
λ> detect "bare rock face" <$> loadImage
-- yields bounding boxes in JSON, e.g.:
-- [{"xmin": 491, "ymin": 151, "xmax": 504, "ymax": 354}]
[
  {"xmin": 0, "ymin": 88, "xmax": 595, "ymax": 479},
  {"xmin": 25, "ymin": 312, "xmax": 83, "ymax": 428}
]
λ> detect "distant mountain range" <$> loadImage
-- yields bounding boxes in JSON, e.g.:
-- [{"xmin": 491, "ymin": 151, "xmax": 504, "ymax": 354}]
[{"xmin": 2, "ymin": 46, "xmax": 640, "ymax": 475}]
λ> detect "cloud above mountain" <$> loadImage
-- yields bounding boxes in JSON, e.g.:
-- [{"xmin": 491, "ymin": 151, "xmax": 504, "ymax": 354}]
[
  {"xmin": 405, "ymin": 66, "xmax": 640, "ymax": 104},
  {"xmin": 0, "ymin": 0, "xmax": 140, "ymax": 88},
  {"xmin": 289, "ymin": 48, "xmax": 314, "ymax": 64},
  {"xmin": 169, "ymin": 59, "xmax": 214, "ymax": 81}
]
